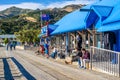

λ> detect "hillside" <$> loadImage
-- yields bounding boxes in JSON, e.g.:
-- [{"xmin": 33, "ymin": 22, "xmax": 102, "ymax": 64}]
[
  {"xmin": 0, "ymin": 4, "xmax": 84, "ymax": 34},
  {"xmin": 63, "ymin": 4, "xmax": 85, "ymax": 12},
  {"xmin": 0, "ymin": 6, "xmax": 33, "ymax": 19},
  {"xmin": 0, "ymin": 9, "xmax": 69, "ymax": 34}
]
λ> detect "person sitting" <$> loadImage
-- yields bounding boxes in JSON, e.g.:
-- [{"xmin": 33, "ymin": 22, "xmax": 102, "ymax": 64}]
[
  {"xmin": 80, "ymin": 48, "xmax": 90, "ymax": 69},
  {"xmin": 40, "ymin": 45, "xmax": 45, "ymax": 55},
  {"xmin": 65, "ymin": 48, "xmax": 82, "ymax": 65},
  {"xmin": 50, "ymin": 46, "xmax": 57, "ymax": 59},
  {"xmin": 35, "ymin": 45, "xmax": 44, "ymax": 55}
]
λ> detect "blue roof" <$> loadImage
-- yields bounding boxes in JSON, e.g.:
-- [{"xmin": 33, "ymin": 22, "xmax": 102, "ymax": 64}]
[
  {"xmin": 89, "ymin": 0, "xmax": 120, "ymax": 29},
  {"xmin": 51, "ymin": 10, "xmax": 88, "ymax": 35},
  {"xmin": 97, "ymin": 21, "xmax": 120, "ymax": 32},
  {"xmin": 91, "ymin": 5, "xmax": 113, "ymax": 29},
  {"xmin": 92, "ymin": 6, "xmax": 112, "ymax": 17},
  {"xmin": 86, "ymin": 10, "xmax": 98, "ymax": 28},
  {"xmin": 48, "ymin": 24, "xmax": 58, "ymax": 34},
  {"xmin": 93, "ymin": 0, "xmax": 120, "ymax": 7},
  {"xmin": 103, "ymin": 4, "xmax": 120, "ymax": 24},
  {"xmin": 39, "ymin": 24, "xmax": 58, "ymax": 37},
  {"xmin": 51, "ymin": 5, "xmax": 93, "ymax": 35},
  {"xmin": 92, "ymin": 0, "xmax": 120, "ymax": 15},
  {"xmin": 96, "ymin": 1, "xmax": 120, "ymax": 32}
]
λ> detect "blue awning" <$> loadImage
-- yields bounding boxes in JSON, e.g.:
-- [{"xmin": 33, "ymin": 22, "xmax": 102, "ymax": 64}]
[
  {"xmin": 51, "ymin": 10, "xmax": 87, "ymax": 35},
  {"xmin": 92, "ymin": 6, "xmax": 113, "ymax": 18},
  {"xmin": 51, "ymin": 5, "xmax": 93, "ymax": 35},
  {"xmin": 92, "ymin": 0, "xmax": 120, "ymax": 17},
  {"xmin": 103, "ymin": 4, "xmax": 120, "ymax": 24},
  {"xmin": 48, "ymin": 24, "xmax": 58, "ymax": 34},
  {"xmin": 93, "ymin": 0, "xmax": 119, "ymax": 7},
  {"xmin": 97, "ymin": 21, "xmax": 120, "ymax": 32},
  {"xmin": 39, "ymin": 24, "xmax": 58, "ymax": 37},
  {"xmin": 96, "ymin": 1, "xmax": 120, "ymax": 32},
  {"xmin": 87, "ymin": 0, "xmax": 120, "ymax": 29}
]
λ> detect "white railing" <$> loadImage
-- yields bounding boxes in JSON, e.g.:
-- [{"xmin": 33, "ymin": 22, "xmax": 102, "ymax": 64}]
[{"xmin": 90, "ymin": 46, "xmax": 120, "ymax": 77}]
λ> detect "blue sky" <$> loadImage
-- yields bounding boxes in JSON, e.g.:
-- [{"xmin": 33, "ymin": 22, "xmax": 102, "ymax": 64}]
[
  {"xmin": 0, "ymin": 0, "xmax": 72, "ymax": 5},
  {"xmin": 0, "ymin": 0, "xmax": 96, "ymax": 11}
]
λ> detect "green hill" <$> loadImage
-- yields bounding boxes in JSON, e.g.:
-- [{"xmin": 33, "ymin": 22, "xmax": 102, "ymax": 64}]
[
  {"xmin": 0, "ymin": 4, "xmax": 84, "ymax": 34},
  {"xmin": 0, "ymin": 6, "xmax": 33, "ymax": 19}
]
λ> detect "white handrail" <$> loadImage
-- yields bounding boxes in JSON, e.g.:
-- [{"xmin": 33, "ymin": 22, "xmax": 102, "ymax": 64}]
[{"xmin": 90, "ymin": 46, "xmax": 120, "ymax": 54}]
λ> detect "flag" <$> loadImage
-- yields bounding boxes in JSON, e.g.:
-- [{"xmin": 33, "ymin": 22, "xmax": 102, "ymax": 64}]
[{"xmin": 41, "ymin": 14, "xmax": 50, "ymax": 21}]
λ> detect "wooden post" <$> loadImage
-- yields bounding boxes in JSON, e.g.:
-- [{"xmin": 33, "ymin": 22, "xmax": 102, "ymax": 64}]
[
  {"xmin": 88, "ymin": 33, "xmax": 90, "ymax": 48},
  {"xmin": 65, "ymin": 33, "xmax": 69, "ymax": 56},
  {"xmin": 77, "ymin": 31, "xmax": 83, "ymax": 36},
  {"xmin": 100, "ymin": 33, "xmax": 103, "ymax": 48},
  {"xmin": 70, "ymin": 33, "xmax": 75, "ymax": 49},
  {"xmin": 82, "ymin": 31, "xmax": 86, "ymax": 48},
  {"xmin": 87, "ymin": 29, "xmax": 94, "ymax": 49},
  {"xmin": 93, "ymin": 31, "xmax": 95, "ymax": 47}
]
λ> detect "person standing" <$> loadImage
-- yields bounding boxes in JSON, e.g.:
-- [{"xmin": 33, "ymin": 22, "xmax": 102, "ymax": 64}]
[
  {"xmin": 76, "ymin": 34, "xmax": 82, "ymax": 50},
  {"xmin": 44, "ymin": 41, "xmax": 49, "ymax": 58},
  {"xmin": 13, "ymin": 42, "xmax": 16, "ymax": 50},
  {"xmin": 6, "ymin": 42, "xmax": 10, "ymax": 51},
  {"xmin": 10, "ymin": 42, "xmax": 13, "ymax": 51}
]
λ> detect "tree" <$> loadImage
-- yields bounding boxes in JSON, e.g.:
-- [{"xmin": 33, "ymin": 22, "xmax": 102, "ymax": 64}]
[
  {"xmin": 14, "ymin": 29, "xmax": 40, "ymax": 45},
  {"xmin": 4, "ymin": 38, "xmax": 9, "ymax": 44}
]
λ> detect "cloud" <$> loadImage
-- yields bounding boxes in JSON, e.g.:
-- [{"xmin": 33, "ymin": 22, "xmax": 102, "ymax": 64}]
[
  {"xmin": 0, "ymin": 0, "xmax": 96, "ymax": 11},
  {"xmin": 0, "ymin": 3, "xmax": 43, "ymax": 11},
  {"xmin": 46, "ymin": 0, "xmax": 96, "ymax": 8}
]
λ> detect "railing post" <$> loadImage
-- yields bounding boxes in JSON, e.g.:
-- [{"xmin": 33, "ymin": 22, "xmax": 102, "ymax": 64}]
[
  {"xmin": 118, "ymin": 53, "xmax": 120, "ymax": 77},
  {"xmin": 90, "ymin": 47, "xmax": 92, "ymax": 70}
]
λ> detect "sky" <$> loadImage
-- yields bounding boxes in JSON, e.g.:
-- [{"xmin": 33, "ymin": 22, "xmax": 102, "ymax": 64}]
[{"xmin": 0, "ymin": 0, "xmax": 97, "ymax": 11}]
